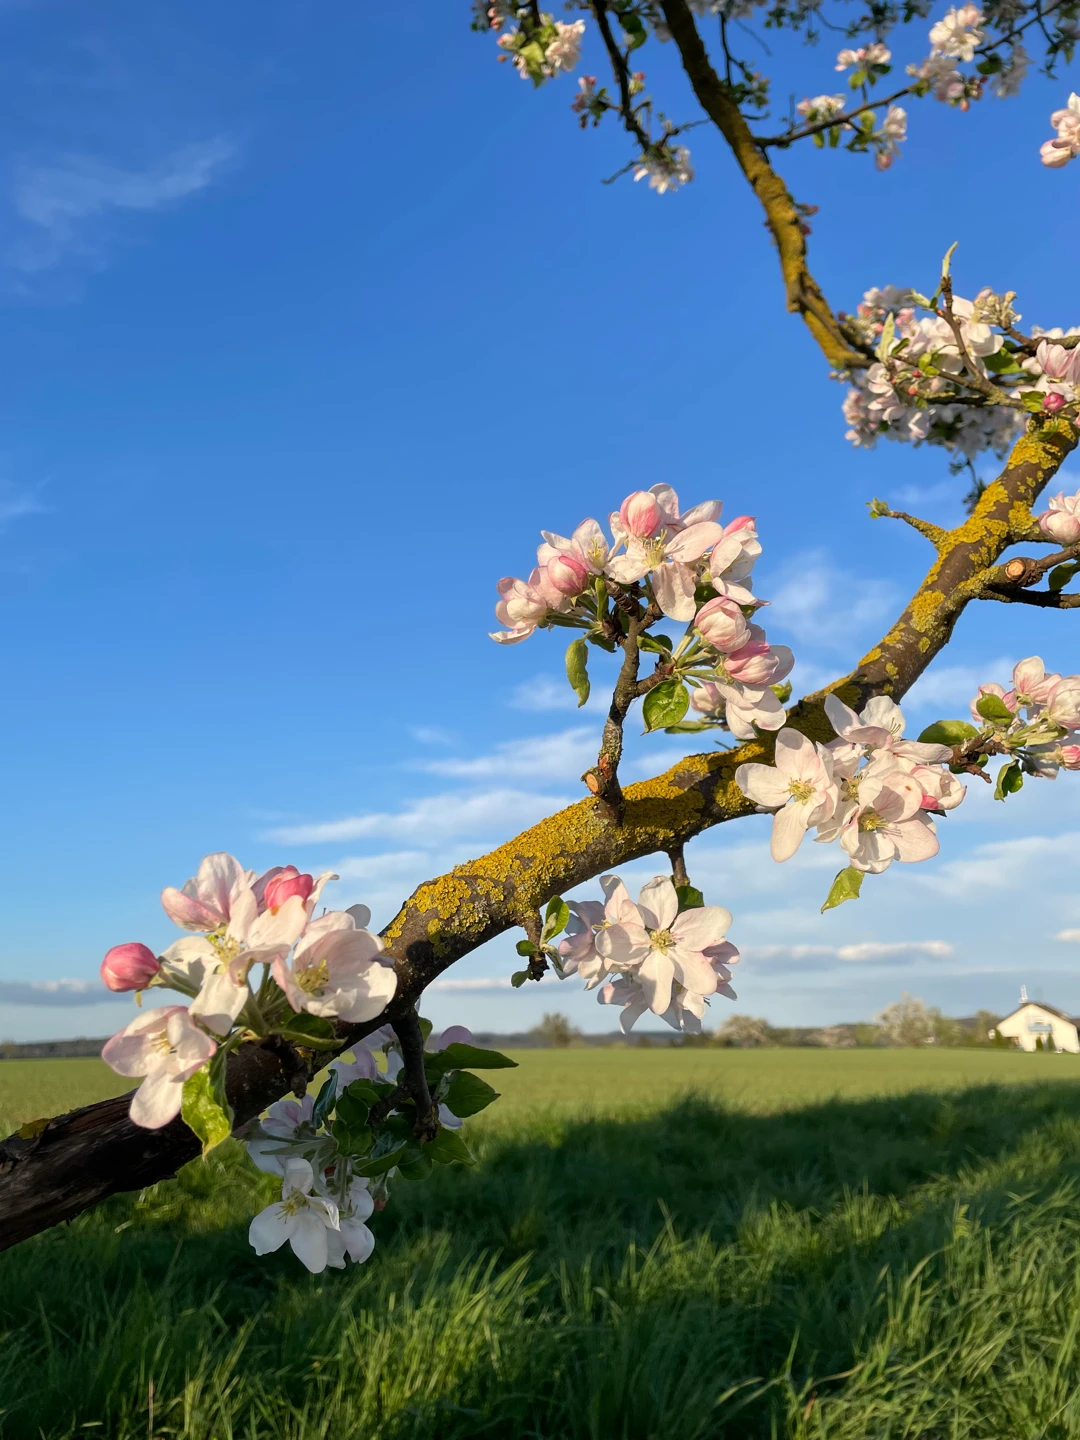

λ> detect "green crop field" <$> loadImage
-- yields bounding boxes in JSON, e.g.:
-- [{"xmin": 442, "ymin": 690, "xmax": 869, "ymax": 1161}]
[{"xmin": 5, "ymin": 1048, "xmax": 1080, "ymax": 1438}]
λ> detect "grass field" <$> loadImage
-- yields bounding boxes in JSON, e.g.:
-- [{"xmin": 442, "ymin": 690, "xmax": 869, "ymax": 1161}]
[{"xmin": 5, "ymin": 1048, "xmax": 1080, "ymax": 1438}]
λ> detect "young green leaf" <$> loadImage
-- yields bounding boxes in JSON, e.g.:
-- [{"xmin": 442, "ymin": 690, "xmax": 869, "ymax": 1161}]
[
  {"xmin": 821, "ymin": 867, "xmax": 865, "ymax": 914},
  {"xmin": 674, "ymin": 883, "xmax": 705, "ymax": 912},
  {"xmin": 994, "ymin": 759, "xmax": 1024, "ymax": 801},
  {"xmin": 1019, "ymin": 391, "xmax": 1047, "ymax": 414},
  {"xmin": 917, "ymin": 719, "xmax": 978, "ymax": 746},
  {"xmin": 510, "ymin": 969, "xmax": 530, "ymax": 988},
  {"xmin": 425, "ymin": 1043, "xmax": 518, "ymax": 1075},
  {"xmin": 1049, "ymin": 560, "xmax": 1080, "ymax": 594},
  {"xmin": 565, "ymin": 637, "xmax": 590, "ymax": 708},
  {"xmin": 976, "ymin": 694, "xmax": 1015, "ymax": 724},
  {"xmin": 428, "ymin": 1125, "xmax": 476, "ymax": 1166},
  {"xmin": 276, "ymin": 1012, "xmax": 338, "ymax": 1048},
  {"xmin": 515, "ymin": 938, "xmax": 538, "ymax": 957},
  {"xmin": 638, "ymin": 633, "xmax": 673, "ymax": 654},
  {"xmin": 541, "ymin": 896, "xmax": 570, "ymax": 942},
  {"xmin": 181, "ymin": 1066, "xmax": 233, "ymax": 1157},
  {"xmin": 350, "ymin": 1133, "xmax": 408, "ymax": 1177},
  {"xmin": 642, "ymin": 679, "xmax": 689, "ymax": 733},
  {"xmin": 311, "ymin": 1070, "xmax": 338, "ymax": 1130},
  {"xmin": 443, "ymin": 1070, "xmax": 500, "ymax": 1118}
]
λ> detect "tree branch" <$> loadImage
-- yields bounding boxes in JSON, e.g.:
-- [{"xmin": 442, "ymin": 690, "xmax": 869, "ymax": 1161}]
[
  {"xmin": 1, "ymin": 417, "xmax": 1075, "ymax": 1254},
  {"xmin": 391, "ymin": 1010, "xmax": 438, "ymax": 1141},
  {"xmin": 658, "ymin": 0, "xmax": 870, "ymax": 372}
]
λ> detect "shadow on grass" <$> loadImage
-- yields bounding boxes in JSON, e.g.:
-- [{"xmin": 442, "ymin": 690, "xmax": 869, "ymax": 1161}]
[{"xmin": 5, "ymin": 1079, "xmax": 1080, "ymax": 1439}]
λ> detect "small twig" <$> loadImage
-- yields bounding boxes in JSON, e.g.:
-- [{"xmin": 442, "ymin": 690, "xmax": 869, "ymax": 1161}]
[
  {"xmin": 390, "ymin": 1010, "xmax": 438, "ymax": 1141},
  {"xmin": 582, "ymin": 608, "xmax": 643, "ymax": 820},
  {"xmin": 668, "ymin": 843, "xmax": 690, "ymax": 888},
  {"xmin": 876, "ymin": 506, "xmax": 947, "ymax": 549}
]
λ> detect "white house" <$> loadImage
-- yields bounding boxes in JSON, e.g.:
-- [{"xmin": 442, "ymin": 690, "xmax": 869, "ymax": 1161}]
[{"xmin": 993, "ymin": 990, "xmax": 1080, "ymax": 1053}]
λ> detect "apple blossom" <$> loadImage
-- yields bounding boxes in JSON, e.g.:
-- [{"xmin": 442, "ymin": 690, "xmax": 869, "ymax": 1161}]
[
  {"xmin": 929, "ymin": 4, "xmax": 984, "ymax": 62},
  {"xmin": 618, "ymin": 490, "xmax": 661, "ymax": 539},
  {"xmin": 824, "ymin": 692, "xmax": 952, "ymax": 763},
  {"xmin": 648, "ymin": 484, "xmax": 723, "ymax": 533},
  {"xmin": 262, "ymin": 867, "xmax": 315, "ymax": 912},
  {"xmin": 102, "ymin": 1006, "xmax": 217, "ymax": 1129},
  {"xmin": 272, "ymin": 910, "xmax": 396, "ymax": 1024},
  {"xmin": 595, "ymin": 875, "xmax": 732, "ymax": 1016},
  {"xmin": 539, "ymin": 517, "xmax": 612, "ymax": 576},
  {"xmin": 694, "ymin": 595, "xmax": 751, "ymax": 653},
  {"xmin": 1062, "ymin": 745, "xmax": 1080, "ymax": 770},
  {"xmin": 1048, "ymin": 677, "xmax": 1080, "ymax": 731},
  {"xmin": 606, "ymin": 512, "xmax": 723, "ymax": 621},
  {"xmin": 735, "ymin": 728, "xmax": 839, "ymax": 861},
  {"xmin": 875, "ymin": 107, "xmax": 907, "ymax": 170},
  {"xmin": 633, "ymin": 146, "xmax": 694, "ymax": 194},
  {"xmin": 100, "ymin": 942, "xmax": 160, "ymax": 993},
  {"xmin": 1038, "ymin": 488, "xmax": 1080, "ymax": 545},
  {"xmin": 837, "ymin": 772, "xmax": 939, "ymax": 873},
  {"xmin": 796, "ymin": 94, "xmax": 846, "ymax": 122},
  {"xmin": 161, "ymin": 852, "xmax": 250, "ymax": 933},
  {"xmin": 246, "ymin": 1094, "xmax": 317, "ymax": 1176},
  {"xmin": 248, "ymin": 1158, "xmax": 340, "ymax": 1274},
  {"xmin": 324, "ymin": 1179, "xmax": 376, "ymax": 1269},
  {"xmin": 1041, "ymin": 93, "xmax": 1080, "ymax": 167},
  {"xmin": 547, "ymin": 551, "xmax": 590, "ymax": 596}
]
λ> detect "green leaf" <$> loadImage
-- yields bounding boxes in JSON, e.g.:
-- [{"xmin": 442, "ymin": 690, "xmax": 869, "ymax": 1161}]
[
  {"xmin": 638, "ymin": 633, "xmax": 673, "ymax": 654},
  {"xmin": 565, "ymin": 637, "xmax": 590, "ymax": 709},
  {"xmin": 674, "ymin": 883, "xmax": 704, "ymax": 912},
  {"xmin": 917, "ymin": 719, "xmax": 978, "ymax": 746},
  {"xmin": 661, "ymin": 720, "xmax": 718, "ymax": 734},
  {"xmin": 425, "ymin": 1043, "xmax": 518, "ymax": 1076},
  {"xmin": 940, "ymin": 240, "xmax": 958, "ymax": 281},
  {"xmin": 181, "ymin": 1064, "xmax": 233, "ymax": 1156},
  {"xmin": 311, "ymin": 1071, "xmax": 337, "ymax": 1130},
  {"xmin": 1049, "ymin": 560, "xmax": 1080, "ymax": 593},
  {"xmin": 397, "ymin": 1143, "xmax": 433, "ymax": 1181},
  {"xmin": 331, "ymin": 1115, "xmax": 374, "ymax": 1158},
  {"xmin": 345, "ymin": 1077, "xmax": 391, "ymax": 1105},
  {"xmin": 867, "ymin": 498, "xmax": 890, "ymax": 518},
  {"xmin": 821, "ymin": 867, "xmax": 865, "ymax": 914},
  {"xmin": 994, "ymin": 759, "xmax": 1024, "ymax": 801},
  {"xmin": 875, "ymin": 312, "xmax": 895, "ymax": 362},
  {"xmin": 541, "ymin": 896, "xmax": 570, "ymax": 943},
  {"xmin": 983, "ymin": 347, "xmax": 1024, "ymax": 375},
  {"xmin": 276, "ymin": 1012, "xmax": 338, "ymax": 1048},
  {"xmin": 1019, "ymin": 390, "xmax": 1047, "ymax": 414},
  {"xmin": 428, "ymin": 1125, "xmax": 476, "ymax": 1167},
  {"xmin": 350, "ymin": 1132, "xmax": 408, "ymax": 1178},
  {"xmin": 443, "ymin": 1070, "xmax": 500, "ymax": 1118},
  {"xmin": 642, "ymin": 679, "xmax": 689, "ymax": 734},
  {"xmin": 771, "ymin": 681, "xmax": 792, "ymax": 705},
  {"xmin": 515, "ymin": 938, "xmax": 537, "ymax": 957},
  {"xmin": 976, "ymin": 694, "xmax": 1015, "ymax": 724},
  {"xmin": 510, "ymin": 969, "xmax": 530, "ymax": 988},
  {"xmin": 417, "ymin": 1016, "xmax": 433, "ymax": 1044}
]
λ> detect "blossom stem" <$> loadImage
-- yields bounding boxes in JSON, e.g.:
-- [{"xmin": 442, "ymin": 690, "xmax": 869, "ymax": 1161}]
[{"xmin": 390, "ymin": 1010, "xmax": 438, "ymax": 1142}]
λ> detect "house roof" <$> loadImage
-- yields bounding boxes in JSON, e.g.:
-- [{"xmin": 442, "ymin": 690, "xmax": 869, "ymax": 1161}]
[{"xmin": 1000, "ymin": 1001, "xmax": 1080, "ymax": 1025}]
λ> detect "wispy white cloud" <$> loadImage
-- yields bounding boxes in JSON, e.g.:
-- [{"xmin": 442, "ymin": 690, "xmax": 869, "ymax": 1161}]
[
  {"xmin": 418, "ymin": 727, "xmax": 598, "ymax": 781},
  {"xmin": 8, "ymin": 138, "xmax": 235, "ymax": 274},
  {"xmin": 904, "ymin": 657, "xmax": 1015, "ymax": 713},
  {"xmin": 0, "ymin": 979, "xmax": 102, "ymax": 1006},
  {"xmin": 265, "ymin": 787, "xmax": 574, "ymax": 846},
  {"xmin": 428, "ymin": 974, "xmax": 560, "ymax": 992},
  {"xmin": 768, "ymin": 554, "xmax": 899, "ymax": 652},
  {"xmin": 0, "ymin": 480, "xmax": 47, "ymax": 532},
  {"xmin": 1057, "ymin": 929, "xmax": 1080, "ymax": 944},
  {"xmin": 509, "ymin": 675, "xmax": 608, "ymax": 713},
  {"xmin": 408, "ymin": 725, "xmax": 455, "ymax": 746},
  {"xmin": 742, "ymin": 939, "xmax": 953, "ymax": 965}
]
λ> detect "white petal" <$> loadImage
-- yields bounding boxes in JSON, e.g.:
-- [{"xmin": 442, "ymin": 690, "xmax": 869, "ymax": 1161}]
[
  {"xmin": 651, "ymin": 562, "xmax": 697, "ymax": 621},
  {"xmin": 771, "ymin": 803, "xmax": 810, "ymax": 861},
  {"xmin": 248, "ymin": 1202, "xmax": 291, "ymax": 1256},
  {"xmin": 734, "ymin": 763, "xmax": 789, "ymax": 808},
  {"xmin": 130, "ymin": 1071, "xmax": 185, "ymax": 1129},
  {"xmin": 289, "ymin": 1213, "xmax": 331, "ymax": 1273},
  {"xmin": 637, "ymin": 950, "xmax": 674, "ymax": 1015},
  {"xmin": 636, "ymin": 876, "xmax": 678, "ymax": 931}
]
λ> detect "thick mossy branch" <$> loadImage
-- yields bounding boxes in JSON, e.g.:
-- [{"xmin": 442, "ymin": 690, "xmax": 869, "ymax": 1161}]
[
  {"xmin": 657, "ymin": 0, "xmax": 870, "ymax": 372},
  {"xmin": 0, "ymin": 418, "xmax": 1075, "ymax": 1254}
]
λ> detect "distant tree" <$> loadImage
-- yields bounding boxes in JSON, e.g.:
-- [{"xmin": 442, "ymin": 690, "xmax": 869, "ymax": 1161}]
[
  {"xmin": 716, "ymin": 1015, "xmax": 773, "ymax": 1048},
  {"xmin": 876, "ymin": 994, "xmax": 939, "ymax": 1047},
  {"xmin": 970, "ymin": 1009, "xmax": 1002, "ymax": 1045},
  {"xmin": 531, "ymin": 1012, "xmax": 581, "ymax": 1048}
]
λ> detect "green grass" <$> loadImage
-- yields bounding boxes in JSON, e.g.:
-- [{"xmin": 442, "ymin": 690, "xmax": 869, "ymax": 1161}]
[{"xmin": 5, "ymin": 1049, "xmax": 1080, "ymax": 1438}]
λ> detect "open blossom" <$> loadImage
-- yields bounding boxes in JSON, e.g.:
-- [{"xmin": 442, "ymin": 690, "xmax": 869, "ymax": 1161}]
[
  {"xmin": 161, "ymin": 852, "xmax": 250, "ymax": 932},
  {"xmin": 735, "ymin": 728, "xmax": 838, "ymax": 861},
  {"xmin": 558, "ymin": 898, "xmax": 609, "ymax": 988},
  {"xmin": 607, "ymin": 496, "xmax": 722, "ymax": 620},
  {"xmin": 246, "ymin": 1094, "xmax": 317, "ymax": 1176},
  {"xmin": 325, "ymin": 1179, "xmax": 376, "ymax": 1268},
  {"xmin": 633, "ymin": 146, "xmax": 693, "ymax": 194},
  {"xmin": 539, "ymin": 517, "xmax": 612, "ymax": 577},
  {"xmin": 709, "ymin": 516, "xmax": 760, "ymax": 603},
  {"xmin": 836, "ymin": 43, "xmax": 891, "ymax": 71},
  {"xmin": 101, "ymin": 942, "xmax": 160, "ymax": 992},
  {"xmin": 824, "ymin": 693, "xmax": 952, "ymax": 763},
  {"xmin": 272, "ymin": 910, "xmax": 396, "ymax": 1024},
  {"xmin": 248, "ymin": 1157, "xmax": 340, "ymax": 1274},
  {"xmin": 929, "ymin": 4, "xmax": 984, "ymax": 61},
  {"xmin": 797, "ymin": 94, "xmax": 846, "ymax": 121},
  {"xmin": 1041, "ymin": 94, "xmax": 1080, "ymax": 167},
  {"xmin": 1048, "ymin": 677, "xmax": 1080, "ymax": 730},
  {"xmin": 875, "ymin": 106, "xmax": 907, "ymax": 170},
  {"xmin": 545, "ymin": 18, "xmax": 584, "ymax": 73},
  {"xmin": 102, "ymin": 1006, "xmax": 217, "ymax": 1129},
  {"xmin": 1038, "ymin": 488, "xmax": 1080, "ymax": 544},
  {"xmin": 596, "ymin": 876, "xmax": 732, "ymax": 1016},
  {"xmin": 490, "ymin": 565, "xmax": 569, "ymax": 644},
  {"xmin": 837, "ymin": 772, "xmax": 939, "ymax": 872}
]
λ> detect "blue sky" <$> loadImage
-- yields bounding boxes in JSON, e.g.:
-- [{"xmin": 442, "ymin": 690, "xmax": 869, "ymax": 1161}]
[{"xmin": 1, "ymin": 0, "xmax": 1078, "ymax": 1041}]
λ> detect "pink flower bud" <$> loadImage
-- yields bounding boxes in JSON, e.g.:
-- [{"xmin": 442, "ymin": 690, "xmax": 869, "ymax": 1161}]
[
  {"xmin": 618, "ymin": 490, "xmax": 661, "ymax": 539},
  {"xmin": 1043, "ymin": 392, "xmax": 1067, "ymax": 414},
  {"xmin": 263, "ymin": 866, "xmax": 315, "ymax": 911},
  {"xmin": 546, "ymin": 553, "xmax": 589, "ymax": 596},
  {"xmin": 724, "ymin": 638, "xmax": 775, "ymax": 685},
  {"xmin": 695, "ymin": 596, "xmax": 750, "ymax": 653},
  {"xmin": 723, "ymin": 515, "xmax": 756, "ymax": 538},
  {"xmin": 1061, "ymin": 744, "xmax": 1080, "ymax": 770},
  {"xmin": 1040, "ymin": 509, "xmax": 1080, "ymax": 545},
  {"xmin": 101, "ymin": 942, "xmax": 161, "ymax": 992}
]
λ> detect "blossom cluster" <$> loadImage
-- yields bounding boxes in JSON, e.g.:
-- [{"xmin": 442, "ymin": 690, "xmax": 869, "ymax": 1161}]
[
  {"xmin": 486, "ymin": 4, "xmax": 584, "ymax": 86},
  {"xmin": 242, "ymin": 1024, "xmax": 494, "ymax": 1274},
  {"xmin": 1039, "ymin": 482, "xmax": 1080, "ymax": 544},
  {"xmin": 969, "ymin": 656, "xmax": 1080, "ymax": 787},
  {"xmin": 100, "ymin": 853, "xmax": 396, "ymax": 1130},
  {"xmin": 735, "ymin": 697, "xmax": 963, "ymax": 886},
  {"xmin": 554, "ymin": 873, "xmax": 739, "ymax": 1035},
  {"xmin": 491, "ymin": 483, "xmax": 794, "ymax": 741},
  {"xmin": 840, "ymin": 284, "xmax": 1079, "ymax": 458}
]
